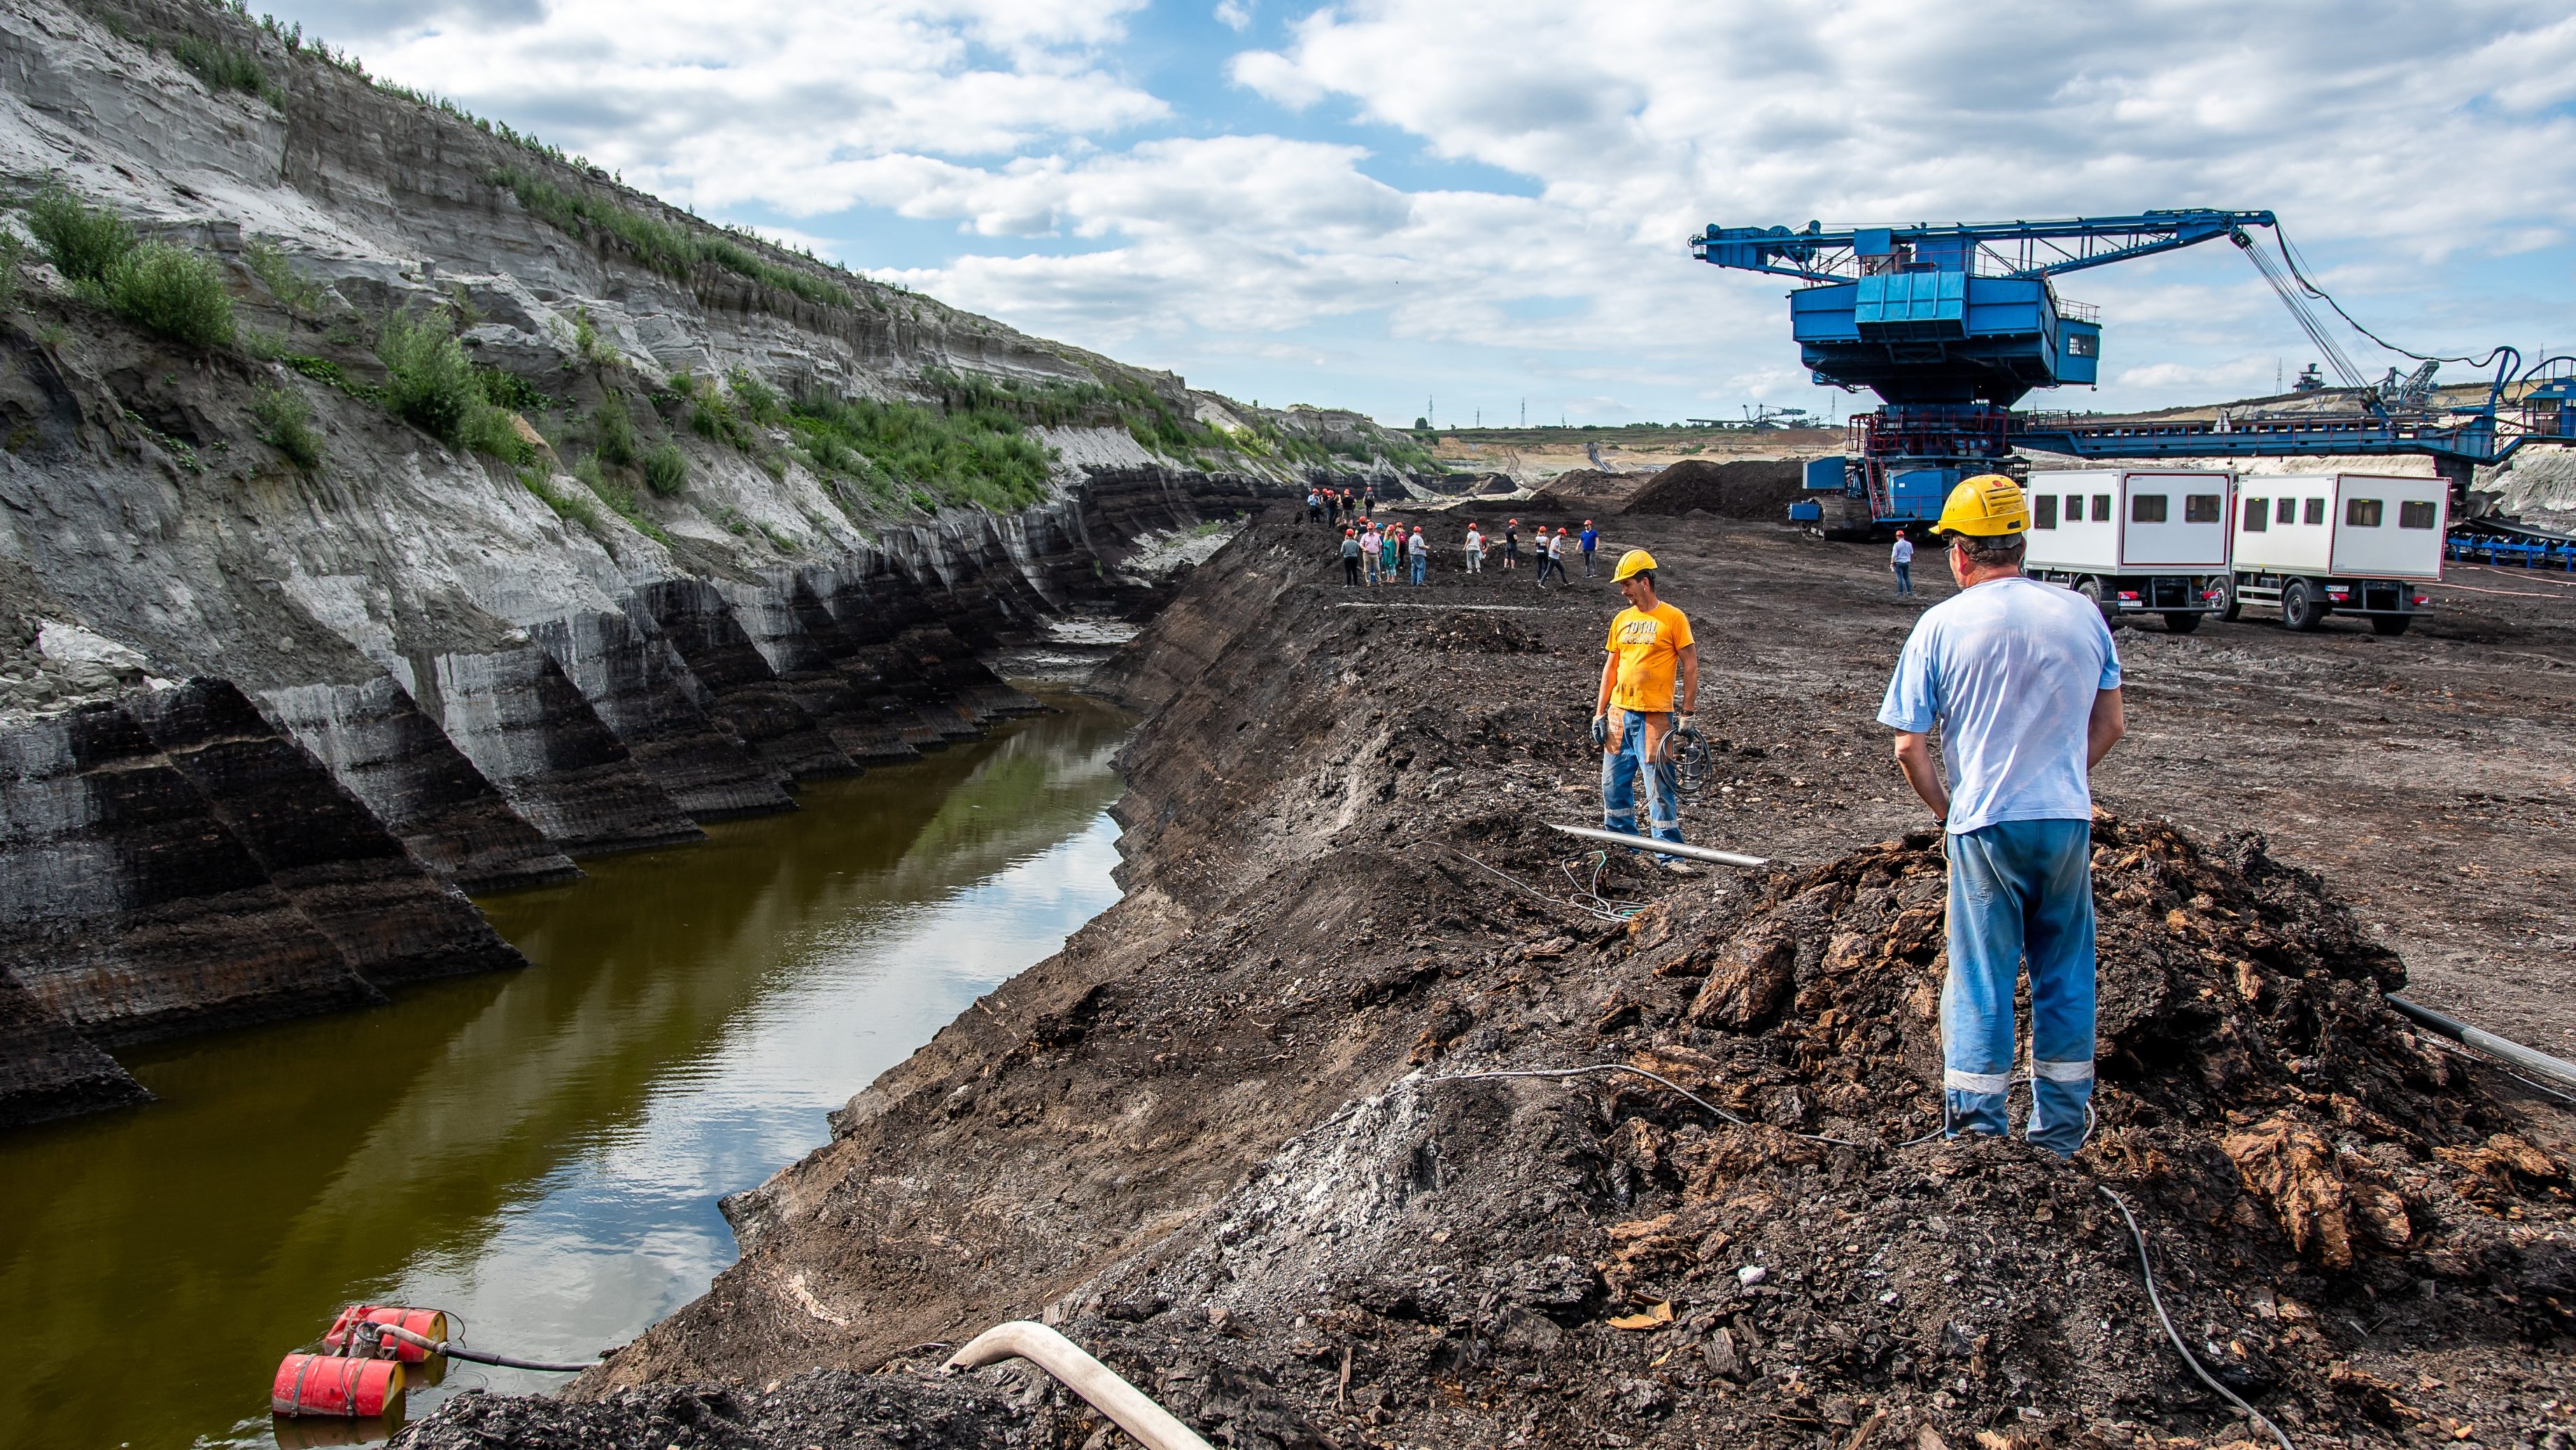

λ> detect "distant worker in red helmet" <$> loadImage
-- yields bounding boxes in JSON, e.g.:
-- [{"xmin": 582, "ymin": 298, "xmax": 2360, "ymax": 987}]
[
  {"xmin": 1591, "ymin": 548, "xmax": 1698, "ymax": 868},
  {"xmin": 1579, "ymin": 519, "xmax": 1599, "ymax": 576}
]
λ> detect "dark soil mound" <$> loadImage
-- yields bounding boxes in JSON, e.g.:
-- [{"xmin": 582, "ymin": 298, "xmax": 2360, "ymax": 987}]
[
  {"xmin": 1623, "ymin": 458, "xmax": 1808, "ymax": 520},
  {"xmin": 1041, "ymin": 815, "xmax": 2573, "ymax": 1449},
  {"xmin": 395, "ymin": 1372, "xmax": 1029, "ymax": 1450}
]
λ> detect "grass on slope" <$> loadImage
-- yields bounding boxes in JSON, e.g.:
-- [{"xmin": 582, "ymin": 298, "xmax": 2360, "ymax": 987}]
[{"xmin": 486, "ymin": 167, "xmax": 850, "ymax": 311}]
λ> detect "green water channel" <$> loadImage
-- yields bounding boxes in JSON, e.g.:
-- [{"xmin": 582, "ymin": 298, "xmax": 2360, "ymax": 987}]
[{"xmin": 0, "ymin": 691, "xmax": 1133, "ymax": 1449}]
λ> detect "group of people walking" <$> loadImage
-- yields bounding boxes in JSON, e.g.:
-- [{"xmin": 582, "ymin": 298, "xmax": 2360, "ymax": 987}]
[
  {"xmin": 1309, "ymin": 486, "xmax": 1381, "ymax": 527},
  {"xmin": 1339, "ymin": 519, "xmax": 1431, "ymax": 586},
  {"xmin": 1312, "ymin": 488, "xmax": 1603, "ymax": 590}
]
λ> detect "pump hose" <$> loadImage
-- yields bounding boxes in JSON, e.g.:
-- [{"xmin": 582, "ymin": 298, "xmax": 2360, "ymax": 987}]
[{"xmin": 356, "ymin": 1320, "xmax": 596, "ymax": 1374}]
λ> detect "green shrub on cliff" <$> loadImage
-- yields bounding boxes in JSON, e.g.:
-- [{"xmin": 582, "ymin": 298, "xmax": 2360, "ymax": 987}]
[
  {"xmin": 727, "ymin": 367, "xmax": 784, "ymax": 425},
  {"xmin": 24, "ymin": 184, "xmax": 238, "ymax": 345},
  {"xmin": 27, "ymin": 184, "xmax": 134, "ymax": 283},
  {"xmin": 377, "ymin": 314, "xmax": 533, "ymax": 463},
  {"xmin": 97, "ymin": 243, "xmax": 238, "ymax": 347},
  {"xmin": 252, "ymin": 384, "xmax": 323, "ymax": 470},
  {"xmin": 592, "ymin": 397, "xmax": 638, "ymax": 467},
  {"xmin": 640, "ymin": 441, "xmax": 687, "ymax": 495},
  {"xmin": 377, "ymin": 315, "xmax": 480, "ymax": 442}
]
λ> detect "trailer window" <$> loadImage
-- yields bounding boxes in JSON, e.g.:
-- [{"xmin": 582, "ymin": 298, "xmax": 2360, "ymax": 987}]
[
  {"xmin": 2184, "ymin": 493, "xmax": 2221, "ymax": 523},
  {"xmin": 2092, "ymin": 494, "xmax": 2111, "ymax": 521},
  {"xmin": 2303, "ymin": 498, "xmax": 2325, "ymax": 526},
  {"xmin": 2034, "ymin": 493, "xmax": 2057, "ymax": 529},
  {"xmin": 2399, "ymin": 500, "xmax": 2437, "ymax": 529},
  {"xmin": 2276, "ymin": 497, "xmax": 2295, "ymax": 524},
  {"xmin": 2346, "ymin": 498, "xmax": 2384, "ymax": 527},
  {"xmin": 2064, "ymin": 493, "xmax": 2082, "ymax": 522},
  {"xmin": 2243, "ymin": 498, "xmax": 2268, "ymax": 532},
  {"xmin": 2131, "ymin": 493, "xmax": 2169, "ymax": 523}
]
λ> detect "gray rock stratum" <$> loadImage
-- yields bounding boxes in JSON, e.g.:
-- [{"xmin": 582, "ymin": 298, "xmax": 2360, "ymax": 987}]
[{"xmin": 0, "ymin": 0, "xmax": 1435, "ymax": 1126}]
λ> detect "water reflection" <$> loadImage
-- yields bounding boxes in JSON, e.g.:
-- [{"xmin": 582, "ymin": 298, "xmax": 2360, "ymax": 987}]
[{"xmin": 0, "ymin": 692, "xmax": 1132, "ymax": 1449}]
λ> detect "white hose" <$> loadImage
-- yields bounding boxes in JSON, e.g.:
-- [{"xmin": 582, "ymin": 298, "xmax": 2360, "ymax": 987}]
[{"xmin": 943, "ymin": 1321, "xmax": 1213, "ymax": 1450}]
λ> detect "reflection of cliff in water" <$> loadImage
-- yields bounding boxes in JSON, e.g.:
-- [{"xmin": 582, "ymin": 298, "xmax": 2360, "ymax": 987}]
[{"xmin": 0, "ymin": 694, "xmax": 1131, "ymax": 1450}]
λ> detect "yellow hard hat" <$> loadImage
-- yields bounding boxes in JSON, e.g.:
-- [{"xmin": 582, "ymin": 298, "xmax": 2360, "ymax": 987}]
[
  {"xmin": 1612, "ymin": 548, "xmax": 1658, "ymax": 582},
  {"xmin": 1929, "ymin": 474, "xmax": 2028, "ymax": 537}
]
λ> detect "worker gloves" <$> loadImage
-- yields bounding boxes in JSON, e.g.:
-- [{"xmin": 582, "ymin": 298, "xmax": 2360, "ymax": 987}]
[{"xmin": 1590, "ymin": 713, "xmax": 1610, "ymax": 749}]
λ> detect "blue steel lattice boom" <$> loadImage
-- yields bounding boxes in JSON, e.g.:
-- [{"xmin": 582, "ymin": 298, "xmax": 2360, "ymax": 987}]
[{"xmin": 1693, "ymin": 212, "xmax": 2576, "ymax": 530}]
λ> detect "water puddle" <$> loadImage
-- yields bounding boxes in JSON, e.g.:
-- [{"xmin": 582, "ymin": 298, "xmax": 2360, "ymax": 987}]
[{"xmin": 0, "ymin": 690, "xmax": 1132, "ymax": 1449}]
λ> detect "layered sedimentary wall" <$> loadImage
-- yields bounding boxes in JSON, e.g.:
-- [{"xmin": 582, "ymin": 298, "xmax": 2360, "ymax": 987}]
[{"xmin": 0, "ymin": 0, "xmax": 1418, "ymax": 1125}]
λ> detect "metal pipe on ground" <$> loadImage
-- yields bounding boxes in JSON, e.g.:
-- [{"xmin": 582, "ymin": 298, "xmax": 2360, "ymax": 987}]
[
  {"xmin": 2384, "ymin": 995, "xmax": 2576, "ymax": 1092},
  {"xmin": 944, "ymin": 1321, "xmax": 1213, "ymax": 1450},
  {"xmin": 1547, "ymin": 822, "xmax": 1769, "ymax": 868}
]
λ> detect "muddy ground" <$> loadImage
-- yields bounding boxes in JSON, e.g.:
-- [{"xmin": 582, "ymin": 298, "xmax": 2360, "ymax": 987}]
[{"xmin": 400, "ymin": 506, "xmax": 2575, "ymax": 1450}]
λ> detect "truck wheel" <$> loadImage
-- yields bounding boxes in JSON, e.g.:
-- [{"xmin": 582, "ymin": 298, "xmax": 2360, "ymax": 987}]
[
  {"xmin": 2076, "ymin": 578, "xmax": 2122, "ymax": 631},
  {"xmin": 2370, "ymin": 614, "xmax": 2412, "ymax": 637},
  {"xmin": 2281, "ymin": 579, "xmax": 2326, "ymax": 633},
  {"xmin": 2216, "ymin": 576, "xmax": 2241, "ymax": 622},
  {"xmin": 2164, "ymin": 611, "xmax": 2203, "ymax": 634}
]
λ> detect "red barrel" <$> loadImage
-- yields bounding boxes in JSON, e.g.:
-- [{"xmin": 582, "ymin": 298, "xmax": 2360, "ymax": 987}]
[
  {"xmin": 323, "ymin": 1305, "xmax": 448, "ymax": 1363},
  {"xmin": 272, "ymin": 1353, "xmax": 404, "ymax": 1418}
]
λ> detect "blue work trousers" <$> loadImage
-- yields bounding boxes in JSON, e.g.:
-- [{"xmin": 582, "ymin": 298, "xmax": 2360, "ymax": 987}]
[
  {"xmin": 1894, "ymin": 562, "xmax": 1913, "ymax": 596},
  {"xmin": 1600, "ymin": 710, "xmax": 1682, "ymax": 845},
  {"xmin": 1943, "ymin": 817, "xmax": 2097, "ymax": 1155},
  {"xmin": 1409, "ymin": 553, "xmax": 1427, "ymax": 584}
]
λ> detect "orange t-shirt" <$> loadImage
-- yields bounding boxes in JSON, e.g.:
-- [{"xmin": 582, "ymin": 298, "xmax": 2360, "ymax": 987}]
[{"xmin": 1606, "ymin": 603, "xmax": 1694, "ymax": 713}]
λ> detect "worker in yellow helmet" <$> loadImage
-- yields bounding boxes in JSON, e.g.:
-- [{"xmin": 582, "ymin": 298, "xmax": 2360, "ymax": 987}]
[
  {"xmin": 1590, "ymin": 548, "xmax": 1698, "ymax": 870},
  {"xmin": 1878, "ymin": 473, "xmax": 2125, "ymax": 1157}
]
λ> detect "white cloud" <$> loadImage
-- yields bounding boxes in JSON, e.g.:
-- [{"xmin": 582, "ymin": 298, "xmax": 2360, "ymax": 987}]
[
  {"xmin": 342, "ymin": 0, "xmax": 1167, "ymax": 195},
  {"xmin": 295, "ymin": 0, "xmax": 2576, "ymax": 416}
]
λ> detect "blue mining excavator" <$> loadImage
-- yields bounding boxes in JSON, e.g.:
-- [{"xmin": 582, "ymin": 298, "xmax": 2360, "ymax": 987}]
[{"xmin": 1692, "ymin": 211, "xmax": 2576, "ymax": 535}]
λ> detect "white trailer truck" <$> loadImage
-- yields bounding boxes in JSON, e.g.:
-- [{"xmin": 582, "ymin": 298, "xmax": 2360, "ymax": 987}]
[
  {"xmin": 2022, "ymin": 470, "xmax": 2234, "ymax": 633},
  {"xmin": 2226, "ymin": 473, "xmax": 2444, "ymax": 635}
]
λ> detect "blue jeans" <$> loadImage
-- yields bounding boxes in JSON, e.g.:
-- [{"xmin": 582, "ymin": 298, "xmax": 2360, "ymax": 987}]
[
  {"xmin": 1894, "ymin": 562, "xmax": 1913, "ymax": 595},
  {"xmin": 1409, "ymin": 554, "xmax": 1427, "ymax": 584},
  {"xmin": 1600, "ymin": 710, "xmax": 1681, "ymax": 845},
  {"xmin": 1943, "ymin": 818, "xmax": 2097, "ymax": 1156}
]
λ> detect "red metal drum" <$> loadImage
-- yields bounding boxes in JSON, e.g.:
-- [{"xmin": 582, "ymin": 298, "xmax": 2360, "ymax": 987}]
[
  {"xmin": 271, "ymin": 1353, "xmax": 404, "ymax": 1418},
  {"xmin": 323, "ymin": 1305, "xmax": 449, "ymax": 1363}
]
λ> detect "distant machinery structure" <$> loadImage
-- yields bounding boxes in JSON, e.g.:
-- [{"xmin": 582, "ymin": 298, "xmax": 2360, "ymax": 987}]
[{"xmin": 1691, "ymin": 211, "xmax": 2576, "ymax": 533}]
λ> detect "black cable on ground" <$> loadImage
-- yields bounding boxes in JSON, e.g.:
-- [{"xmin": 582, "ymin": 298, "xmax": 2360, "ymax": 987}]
[
  {"xmin": 1435, "ymin": 842, "xmax": 1628, "ymax": 923},
  {"xmin": 2096, "ymin": 1186, "xmax": 2297, "ymax": 1450}
]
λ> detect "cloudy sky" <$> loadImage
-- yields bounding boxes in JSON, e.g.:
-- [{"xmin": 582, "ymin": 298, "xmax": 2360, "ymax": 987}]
[{"xmin": 276, "ymin": 0, "xmax": 2576, "ymax": 425}]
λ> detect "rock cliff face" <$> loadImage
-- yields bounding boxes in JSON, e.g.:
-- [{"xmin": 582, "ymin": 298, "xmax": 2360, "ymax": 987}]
[{"xmin": 0, "ymin": 0, "xmax": 1428, "ymax": 1125}]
